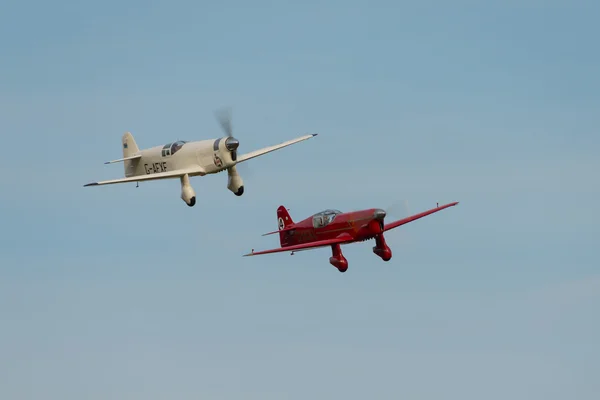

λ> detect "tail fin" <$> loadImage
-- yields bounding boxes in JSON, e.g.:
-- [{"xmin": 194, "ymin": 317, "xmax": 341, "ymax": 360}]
[
  {"xmin": 122, "ymin": 132, "xmax": 140, "ymax": 177},
  {"xmin": 277, "ymin": 205, "xmax": 294, "ymax": 247}
]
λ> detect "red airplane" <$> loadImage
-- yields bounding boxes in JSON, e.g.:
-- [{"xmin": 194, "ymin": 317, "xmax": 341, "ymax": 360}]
[{"xmin": 244, "ymin": 201, "xmax": 459, "ymax": 272}]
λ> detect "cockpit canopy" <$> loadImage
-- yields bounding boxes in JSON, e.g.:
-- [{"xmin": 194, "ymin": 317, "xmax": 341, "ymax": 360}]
[
  {"xmin": 312, "ymin": 209, "xmax": 342, "ymax": 229},
  {"xmin": 161, "ymin": 141, "xmax": 188, "ymax": 157}
]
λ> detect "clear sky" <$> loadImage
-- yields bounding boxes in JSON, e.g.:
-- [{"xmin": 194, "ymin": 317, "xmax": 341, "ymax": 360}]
[{"xmin": 1, "ymin": 1, "xmax": 599, "ymax": 399}]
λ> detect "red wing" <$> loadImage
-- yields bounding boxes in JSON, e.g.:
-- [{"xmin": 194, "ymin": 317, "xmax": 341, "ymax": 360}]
[
  {"xmin": 243, "ymin": 236, "xmax": 352, "ymax": 257},
  {"xmin": 384, "ymin": 202, "xmax": 459, "ymax": 232}
]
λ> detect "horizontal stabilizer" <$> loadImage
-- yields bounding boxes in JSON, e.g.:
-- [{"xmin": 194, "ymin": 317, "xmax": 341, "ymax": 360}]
[
  {"xmin": 262, "ymin": 226, "xmax": 296, "ymax": 236},
  {"xmin": 104, "ymin": 154, "xmax": 142, "ymax": 164}
]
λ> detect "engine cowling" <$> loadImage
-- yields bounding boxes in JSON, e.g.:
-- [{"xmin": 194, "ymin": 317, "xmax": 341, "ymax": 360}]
[{"xmin": 227, "ymin": 166, "xmax": 244, "ymax": 196}]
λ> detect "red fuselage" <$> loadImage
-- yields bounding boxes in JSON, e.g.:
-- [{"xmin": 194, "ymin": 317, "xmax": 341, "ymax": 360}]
[{"xmin": 280, "ymin": 208, "xmax": 386, "ymax": 247}]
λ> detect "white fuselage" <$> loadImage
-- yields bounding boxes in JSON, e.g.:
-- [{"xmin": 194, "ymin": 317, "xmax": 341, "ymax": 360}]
[{"xmin": 127, "ymin": 138, "xmax": 234, "ymax": 178}]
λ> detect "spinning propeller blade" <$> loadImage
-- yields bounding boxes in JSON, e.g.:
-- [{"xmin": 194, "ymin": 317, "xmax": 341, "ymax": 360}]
[
  {"xmin": 383, "ymin": 199, "xmax": 415, "ymax": 247},
  {"xmin": 215, "ymin": 107, "xmax": 233, "ymax": 137},
  {"xmin": 385, "ymin": 199, "xmax": 410, "ymax": 220},
  {"xmin": 214, "ymin": 106, "xmax": 252, "ymax": 178}
]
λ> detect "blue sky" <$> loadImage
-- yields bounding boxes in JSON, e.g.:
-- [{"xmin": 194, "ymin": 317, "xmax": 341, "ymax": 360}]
[{"xmin": 1, "ymin": 0, "xmax": 599, "ymax": 398}]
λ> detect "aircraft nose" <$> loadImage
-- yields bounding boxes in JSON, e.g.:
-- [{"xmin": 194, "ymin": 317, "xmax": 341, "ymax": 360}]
[
  {"xmin": 373, "ymin": 209, "xmax": 386, "ymax": 220},
  {"xmin": 225, "ymin": 137, "xmax": 239, "ymax": 151}
]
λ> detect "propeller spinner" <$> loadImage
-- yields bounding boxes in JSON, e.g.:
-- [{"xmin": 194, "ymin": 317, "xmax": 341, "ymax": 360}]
[
  {"xmin": 215, "ymin": 107, "xmax": 240, "ymax": 161},
  {"xmin": 225, "ymin": 137, "xmax": 239, "ymax": 161}
]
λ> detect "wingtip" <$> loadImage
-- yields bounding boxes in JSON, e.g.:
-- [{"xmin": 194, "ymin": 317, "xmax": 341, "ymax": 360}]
[
  {"xmin": 83, "ymin": 182, "xmax": 99, "ymax": 187},
  {"xmin": 439, "ymin": 201, "xmax": 459, "ymax": 207}
]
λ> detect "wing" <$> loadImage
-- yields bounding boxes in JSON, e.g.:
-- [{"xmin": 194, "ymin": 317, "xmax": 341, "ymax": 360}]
[
  {"xmin": 244, "ymin": 235, "xmax": 352, "ymax": 257},
  {"xmin": 383, "ymin": 202, "xmax": 459, "ymax": 231},
  {"xmin": 84, "ymin": 166, "xmax": 206, "ymax": 186},
  {"xmin": 236, "ymin": 134, "xmax": 317, "ymax": 163}
]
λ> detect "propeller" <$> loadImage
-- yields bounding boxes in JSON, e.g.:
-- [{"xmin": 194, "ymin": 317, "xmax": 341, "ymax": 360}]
[
  {"xmin": 382, "ymin": 199, "xmax": 414, "ymax": 247},
  {"xmin": 358, "ymin": 200, "xmax": 412, "ymax": 236},
  {"xmin": 385, "ymin": 199, "xmax": 410, "ymax": 221},
  {"xmin": 214, "ymin": 107, "xmax": 253, "ymax": 178},
  {"xmin": 338, "ymin": 200, "xmax": 412, "ymax": 245},
  {"xmin": 215, "ymin": 107, "xmax": 233, "ymax": 137}
]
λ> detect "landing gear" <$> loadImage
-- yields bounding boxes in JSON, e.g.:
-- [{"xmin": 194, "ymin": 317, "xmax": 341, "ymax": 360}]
[
  {"xmin": 227, "ymin": 166, "xmax": 245, "ymax": 196},
  {"xmin": 180, "ymin": 173, "xmax": 197, "ymax": 207},
  {"xmin": 372, "ymin": 234, "xmax": 392, "ymax": 261},
  {"xmin": 329, "ymin": 243, "xmax": 348, "ymax": 273},
  {"xmin": 327, "ymin": 235, "xmax": 392, "ymax": 272}
]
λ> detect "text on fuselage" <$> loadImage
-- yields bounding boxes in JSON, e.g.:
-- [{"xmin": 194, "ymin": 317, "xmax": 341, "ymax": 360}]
[
  {"xmin": 145, "ymin": 162, "xmax": 167, "ymax": 174},
  {"xmin": 291, "ymin": 230, "xmax": 317, "ymax": 241}
]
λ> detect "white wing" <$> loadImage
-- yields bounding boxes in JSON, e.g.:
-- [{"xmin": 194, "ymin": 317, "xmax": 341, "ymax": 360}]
[
  {"xmin": 236, "ymin": 134, "xmax": 317, "ymax": 163},
  {"xmin": 84, "ymin": 166, "xmax": 206, "ymax": 187}
]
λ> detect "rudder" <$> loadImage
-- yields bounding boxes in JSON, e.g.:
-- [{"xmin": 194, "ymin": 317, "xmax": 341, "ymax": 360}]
[
  {"xmin": 277, "ymin": 206, "xmax": 294, "ymax": 247},
  {"xmin": 122, "ymin": 132, "xmax": 140, "ymax": 177}
]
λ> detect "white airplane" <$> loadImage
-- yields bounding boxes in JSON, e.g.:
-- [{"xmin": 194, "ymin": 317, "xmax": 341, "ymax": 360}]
[{"xmin": 84, "ymin": 110, "xmax": 317, "ymax": 207}]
